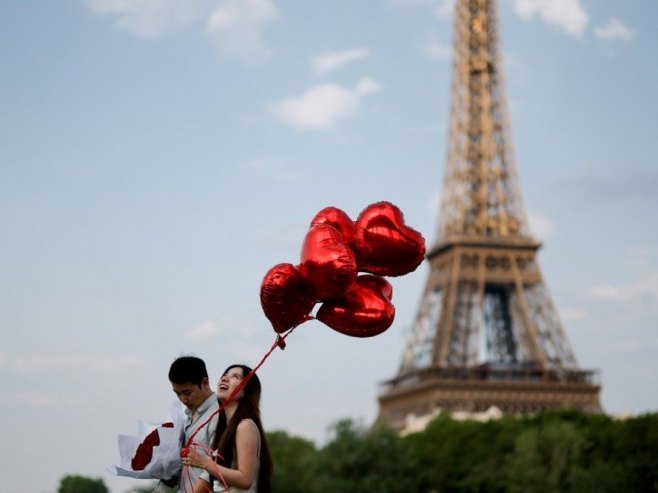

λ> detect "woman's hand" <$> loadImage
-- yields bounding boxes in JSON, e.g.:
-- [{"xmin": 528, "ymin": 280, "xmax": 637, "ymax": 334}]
[{"xmin": 182, "ymin": 447, "xmax": 211, "ymax": 470}]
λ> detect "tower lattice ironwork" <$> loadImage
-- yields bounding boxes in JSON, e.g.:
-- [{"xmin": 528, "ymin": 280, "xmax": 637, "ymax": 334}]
[{"xmin": 378, "ymin": 0, "xmax": 601, "ymax": 431}]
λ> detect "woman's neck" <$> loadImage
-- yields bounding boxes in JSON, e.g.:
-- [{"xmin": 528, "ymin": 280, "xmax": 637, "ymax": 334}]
[{"xmin": 223, "ymin": 399, "xmax": 239, "ymax": 423}]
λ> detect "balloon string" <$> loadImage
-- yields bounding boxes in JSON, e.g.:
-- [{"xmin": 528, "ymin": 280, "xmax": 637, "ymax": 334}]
[
  {"xmin": 181, "ymin": 465, "xmax": 197, "ymax": 493},
  {"xmin": 181, "ymin": 442, "xmax": 225, "ymax": 492}
]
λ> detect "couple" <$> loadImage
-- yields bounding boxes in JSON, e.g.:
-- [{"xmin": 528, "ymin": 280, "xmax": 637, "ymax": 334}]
[{"xmin": 163, "ymin": 356, "xmax": 272, "ymax": 493}]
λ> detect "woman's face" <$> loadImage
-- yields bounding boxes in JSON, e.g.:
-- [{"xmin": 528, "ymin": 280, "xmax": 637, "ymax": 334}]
[{"xmin": 218, "ymin": 366, "xmax": 245, "ymax": 401}]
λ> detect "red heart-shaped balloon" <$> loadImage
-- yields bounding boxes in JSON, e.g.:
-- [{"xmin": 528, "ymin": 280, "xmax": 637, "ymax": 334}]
[
  {"xmin": 316, "ymin": 274, "xmax": 395, "ymax": 338},
  {"xmin": 354, "ymin": 201, "xmax": 426, "ymax": 277},
  {"xmin": 310, "ymin": 206, "xmax": 355, "ymax": 247},
  {"xmin": 300, "ymin": 223, "xmax": 358, "ymax": 301},
  {"xmin": 260, "ymin": 263, "xmax": 315, "ymax": 333}
]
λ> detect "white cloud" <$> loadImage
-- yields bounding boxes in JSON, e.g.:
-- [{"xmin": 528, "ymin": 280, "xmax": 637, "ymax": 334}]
[
  {"xmin": 513, "ymin": 0, "xmax": 588, "ymax": 37},
  {"xmin": 87, "ymin": 0, "xmax": 210, "ymax": 38},
  {"xmin": 549, "ymin": 166, "xmax": 658, "ymax": 203},
  {"xmin": 527, "ymin": 212, "xmax": 556, "ymax": 241},
  {"xmin": 432, "ymin": 0, "xmax": 455, "ymax": 19},
  {"xmin": 355, "ymin": 78, "xmax": 381, "ymax": 96},
  {"xmin": 388, "ymin": 0, "xmax": 454, "ymax": 19},
  {"xmin": 600, "ymin": 338, "xmax": 658, "ymax": 357},
  {"xmin": 184, "ymin": 320, "xmax": 223, "ymax": 339},
  {"xmin": 311, "ymin": 48, "xmax": 371, "ymax": 76},
  {"xmin": 629, "ymin": 245, "xmax": 657, "ymax": 258},
  {"xmin": 504, "ymin": 52, "xmax": 522, "ymax": 72},
  {"xmin": 242, "ymin": 158, "xmax": 300, "ymax": 183},
  {"xmin": 601, "ymin": 339, "xmax": 642, "ymax": 355},
  {"xmin": 590, "ymin": 285, "xmax": 621, "ymax": 301},
  {"xmin": 0, "ymin": 353, "xmax": 146, "ymax": 372},
  {"xmin": 243, "ymin": 158, "xmax": 269, "ymax": 173},
  {"xmin": 594, "ymin": 18, "xmax": 636, "ymax": 41},
  {"xmin": 560, "ymin": 306, "xmax": 588, "ymax": 322},
  {"xmin": 0, "ymin": 390, "xmax": 86, "ymax": 408},
  {"xmin": 270, "ymin": 78, "xmax": 381, "ymax": 131},
  {"xmin": 427, "ymin": 190, "xmax": 441, "ymax": 215},
  {"xmin": 420, "ymin": 33, "xmax": 452, "ymax": 61},
  {"xmin": 206, "ymin": 0, "xmax": 280, "ymax": 63},
  {"xmin": 191, "ymin": 319, "xmax": 269, "ymax": 365},
  {"xmin": 88, "ymin": 0, "xmax": 280, "ymax": 63},
  {"xmin": 628, "ymin": 245, "xmax": 658, "ymax": 268},
  {"xmin": 590, "ymin": 271, "xmax": 658, "ymax": 303}
]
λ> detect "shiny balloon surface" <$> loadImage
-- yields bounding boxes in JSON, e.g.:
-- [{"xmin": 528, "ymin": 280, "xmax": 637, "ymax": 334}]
[
  {"xmin": 260, "ymin": 263, "xmax": 315, "ymax": 333},
  {"xmin": 316, "ymin": 274, "xmax": 395, "ymax": 337},
  {"xmin": 354, "ymin": 201, "xmax": 426, "ymax": 277}
]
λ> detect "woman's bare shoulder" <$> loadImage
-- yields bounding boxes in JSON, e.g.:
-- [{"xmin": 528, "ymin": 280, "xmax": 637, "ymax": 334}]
[{"xmin": 236, "ymin": 419, "xmax": 259, "ymax": 433}]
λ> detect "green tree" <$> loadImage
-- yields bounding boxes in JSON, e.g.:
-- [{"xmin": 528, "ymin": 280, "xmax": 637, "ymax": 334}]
[
  {"xmin": 403, "ymin": 413, "xmax": 520, "ymax": 492},
  {"xmin": 505, "ymin": 420, "xmax": 584, "ymax": 493},
  {"xmin": 569, "ymin": 461, "xmax": 628, "ymax": 493},
  {"xmin": 264, "ymin": 410, "xmax": 658, "ymax": 493},
  {"xmin": 57, "ymin": 474, "xmax": 108, "ymax": 493},
  {"xmin": 313, "ymin": 418, "xmax": 416, "ymax": 493},
  {"xmin": 268, "ymin": 430, "xmax": 318, "ymax": 493},
  {"xmin": 611, "ymin": 412, "xmax": 658, "ymax": 492}
]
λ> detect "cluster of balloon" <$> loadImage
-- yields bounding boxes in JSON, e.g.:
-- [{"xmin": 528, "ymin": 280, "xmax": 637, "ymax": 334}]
[{"xmin": 260, "ymin": 201, "xmax": 426, "ymax": 338}]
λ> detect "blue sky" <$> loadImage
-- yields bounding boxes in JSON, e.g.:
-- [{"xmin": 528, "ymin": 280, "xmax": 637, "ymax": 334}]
[{"xmin": 1, "ymin": 0, "xmax": 657, "ymax": 492}]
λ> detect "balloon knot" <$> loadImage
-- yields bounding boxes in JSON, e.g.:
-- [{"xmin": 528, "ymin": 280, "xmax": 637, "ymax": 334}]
[{"xmin": 276, "ymin": 336, "xmax": 287, "ymax": 350}]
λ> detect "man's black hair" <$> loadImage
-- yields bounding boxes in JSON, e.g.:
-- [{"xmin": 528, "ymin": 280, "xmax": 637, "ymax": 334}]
[{"xmin": 168, "ymin": 355, "xmax": 208, "ymax": 385}]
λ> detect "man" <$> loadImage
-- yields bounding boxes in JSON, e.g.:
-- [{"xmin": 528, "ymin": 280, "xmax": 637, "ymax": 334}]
[{"xmin": 160, "ymin": 355, "xmax": 219, "ymax": 493}]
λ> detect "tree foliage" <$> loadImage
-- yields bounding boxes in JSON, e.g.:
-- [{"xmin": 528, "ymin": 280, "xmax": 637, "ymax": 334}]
[
  {"xmin": 57, "ymin": 475, "xmax": 108, "ymax": 493},
  {"xmin": 57, "ymin": 412, "xmax": 658, "ymax": 492},
  {"xmin": 269, "ymin": 430, "xmax": 317, "ymax": 493},
  {"xmin": 267, "ymin": 410, "xmax": 658, "ymax": 493}
]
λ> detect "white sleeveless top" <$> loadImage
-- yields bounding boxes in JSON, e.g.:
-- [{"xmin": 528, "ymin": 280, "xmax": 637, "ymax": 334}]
[{"xmin": 213, "ymin": 419, "xmax": 261, "ymax": 493}]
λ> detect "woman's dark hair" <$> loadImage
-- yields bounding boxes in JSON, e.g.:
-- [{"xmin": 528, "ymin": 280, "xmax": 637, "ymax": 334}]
[{"xmin": 211, "ymin": 364, "xmax": 272, "ymax": 493}]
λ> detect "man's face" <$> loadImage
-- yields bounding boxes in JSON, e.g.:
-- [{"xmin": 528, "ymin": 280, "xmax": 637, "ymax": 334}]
[{"xmin": 171, "ymin": 379, "xmax": 209, "ymax": 413}]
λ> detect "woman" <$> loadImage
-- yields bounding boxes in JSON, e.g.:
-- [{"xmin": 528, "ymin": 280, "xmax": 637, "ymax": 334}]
[{"xmin": 183, "ymin": 364, "xmax": 273, "ymax": 493}]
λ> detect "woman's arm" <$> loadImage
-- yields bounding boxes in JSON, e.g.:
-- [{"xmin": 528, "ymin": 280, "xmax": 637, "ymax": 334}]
[
  {"xmin": 187, "ymin": 420, "xmax": 260, "ymax": 490},
  {"xmin": 191, "ymin": 478, "xmax": 211, "ymax": 493}
]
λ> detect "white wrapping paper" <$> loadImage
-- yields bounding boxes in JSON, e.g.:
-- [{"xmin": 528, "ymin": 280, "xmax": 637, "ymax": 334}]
[{"xmin": 110, "ymin": 401, "xmax": 187, "ymax": 480}]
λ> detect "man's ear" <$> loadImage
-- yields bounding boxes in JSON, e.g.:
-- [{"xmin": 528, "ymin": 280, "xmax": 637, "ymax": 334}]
[{"xmin": 201, "ymin": 376, "xmax": 210, "ymax": 389}]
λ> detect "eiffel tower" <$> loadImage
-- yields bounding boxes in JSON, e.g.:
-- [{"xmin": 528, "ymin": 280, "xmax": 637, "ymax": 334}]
[{"xmin": 378, "ymin": 0, "xmax": 601, "ymax": 431}]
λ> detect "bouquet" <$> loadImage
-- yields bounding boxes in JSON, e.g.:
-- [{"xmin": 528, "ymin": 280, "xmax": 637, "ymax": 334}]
[{"xmin": 110, "ymin": 401, "xmax": 186, "ymax": 480}]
